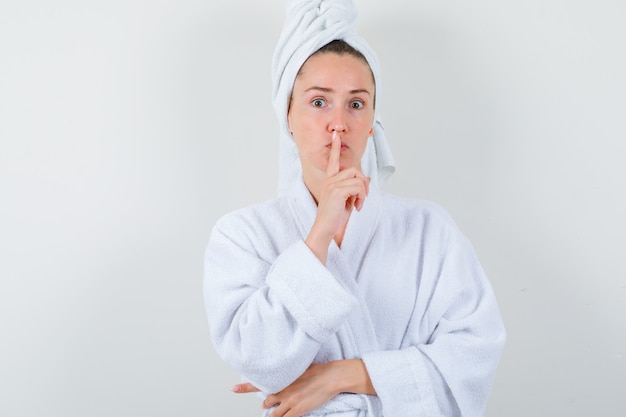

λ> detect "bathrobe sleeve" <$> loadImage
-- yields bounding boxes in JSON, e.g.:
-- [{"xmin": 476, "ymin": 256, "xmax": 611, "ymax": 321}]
[
  {"xmin": 361, "ymin": 227, "xmax": 506, "ymax": 417},
  {"xmin": 203, "ymin": 212, "xmax": 358, "ymax": 394}
]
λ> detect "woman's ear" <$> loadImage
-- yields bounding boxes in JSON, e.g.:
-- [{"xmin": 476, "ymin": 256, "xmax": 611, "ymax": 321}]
[
  {"xmin": 287, "ymin": 97, "xmax": 294, "ymax": 135},
  {"xmin": 287, "ymin": 104, "xmax": 293, "ymax": 135}
]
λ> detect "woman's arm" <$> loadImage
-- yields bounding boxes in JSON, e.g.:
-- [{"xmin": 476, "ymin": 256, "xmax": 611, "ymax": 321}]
[
  {"xmin": 360, "ymin": 235, "xmax": 506, "ymax": 417},
  {"xmin": 233, "ymin": 359, "xmax": 375, "ymax": 417},
  {"xmin": 205, "ymin": 222, "xmax": 358, "ymax": 394}
]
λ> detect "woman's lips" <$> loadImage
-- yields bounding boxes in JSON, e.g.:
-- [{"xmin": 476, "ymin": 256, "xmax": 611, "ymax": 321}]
[{"xmin": 326, "ymin": 142, "xmax": 348, "ymax": 149}]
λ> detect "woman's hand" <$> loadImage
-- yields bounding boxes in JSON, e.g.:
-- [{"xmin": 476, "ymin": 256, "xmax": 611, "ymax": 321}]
[
  {"xmin": 262, "ymin": 362, "xmax": 342, "ymax": 417},
  {"xmin": 231, "ymin": 359, "xmax": 376, "ymax": 417},
  {"xmin": 306, "ymin": 131, "xmax": 370, "ymax": 263}
]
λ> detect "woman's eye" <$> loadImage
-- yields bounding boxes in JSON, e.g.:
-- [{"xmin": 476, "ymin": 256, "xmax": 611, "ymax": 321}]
[
  {"xmin": 350, "ymin": 100, "xmax": 364, "ymax": 109},
  {"xmin": 311, "ymin": 99, "xmax": 326, "ymax": 107}
]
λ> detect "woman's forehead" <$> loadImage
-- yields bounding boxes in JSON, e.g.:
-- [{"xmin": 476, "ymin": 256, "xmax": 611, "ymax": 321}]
[{"xmin": 294, "ymin": 53, "xmax": 375, "ymax": 92}]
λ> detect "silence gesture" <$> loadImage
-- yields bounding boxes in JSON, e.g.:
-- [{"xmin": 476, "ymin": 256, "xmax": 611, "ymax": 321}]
[{"xmin": 305, "ymin": 131, "xmax": 370, "ymax": 264}]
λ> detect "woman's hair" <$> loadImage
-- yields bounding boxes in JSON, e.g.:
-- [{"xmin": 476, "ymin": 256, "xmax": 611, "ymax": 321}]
[
  {"xmin": 314, "ymin": 39, "xmax": 369, "ymax": 65},
  {"xmin": 301, "ymin": 40, "xmax": 373, "ymax": 81}
]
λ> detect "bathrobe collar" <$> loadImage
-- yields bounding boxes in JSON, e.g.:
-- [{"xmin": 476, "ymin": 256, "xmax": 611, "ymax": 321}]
[{"xmin": 287, "ymin": 176, "xmax": 384, "ymax": 378}]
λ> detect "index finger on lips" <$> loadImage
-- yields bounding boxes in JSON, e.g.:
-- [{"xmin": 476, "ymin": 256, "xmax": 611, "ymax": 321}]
[{"xmin": 326, "ymin": 131, "xmax": 341, "ymax": 177}]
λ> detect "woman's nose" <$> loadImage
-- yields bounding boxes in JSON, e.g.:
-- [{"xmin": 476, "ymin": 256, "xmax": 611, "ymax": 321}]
[{"xmin": 329, "ymin": 109, "xmax": 347, "ymax": 133}]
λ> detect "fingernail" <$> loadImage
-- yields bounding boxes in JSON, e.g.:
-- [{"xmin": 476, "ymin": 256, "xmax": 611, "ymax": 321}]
[{"xmin": 230, "ymin": 385, "xmax": 240, "ymax": 393}]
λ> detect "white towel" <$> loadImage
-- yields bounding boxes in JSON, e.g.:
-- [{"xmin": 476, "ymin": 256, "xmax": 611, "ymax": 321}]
[{"xmin": 271, "ymin": 0, "xmax": 396, "ymax": 195}]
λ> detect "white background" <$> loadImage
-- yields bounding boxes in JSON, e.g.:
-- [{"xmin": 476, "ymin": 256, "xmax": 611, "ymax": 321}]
[{"xmin": 1, "ymin": 1, "xmax": 624, "ymax": 416}]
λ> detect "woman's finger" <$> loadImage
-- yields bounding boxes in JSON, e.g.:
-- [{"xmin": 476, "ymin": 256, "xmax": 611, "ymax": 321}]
[
  {"xmin": 326, "ymin": 166, "xmax": 368, "ymax": 184},
  {"xmin": 326, "ymin": 131, "xmax": 341, "ymax": 177},
  {"xmin": 231, "ymin": 382, "xmax": 260, "ymax": 393},
  {"xmin": 263, "ymin": 394, "xmax": 281, "ymax": 409},
  {"xmin": 347, "ymin": 195, "xmax": 357, "ymax": 211},
  {"xmin": 268, "ymin": 403, "xmax": 290, "ymax": 417},
  {"xmin": 332, "ymin": 178, "xmax": 368, "ymax": 203}
]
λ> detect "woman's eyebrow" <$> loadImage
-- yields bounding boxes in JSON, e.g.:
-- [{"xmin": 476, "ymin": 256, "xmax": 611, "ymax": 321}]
[
  {"xmin": 304, "ymin": 86, "xmax": 372, "ymax": 96},
  {"xmin": 304, "ymin": 86, "xmax": 332, "ymax": 93},
  {"xmin": 349, "ymin": 88, "xmax": 372, "ymax": 96}
]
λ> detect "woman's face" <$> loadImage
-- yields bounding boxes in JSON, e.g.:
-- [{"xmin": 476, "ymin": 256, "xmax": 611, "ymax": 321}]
[{"xmin": 288, "ymin": 52, "xmax": 375, "ymax": 178}]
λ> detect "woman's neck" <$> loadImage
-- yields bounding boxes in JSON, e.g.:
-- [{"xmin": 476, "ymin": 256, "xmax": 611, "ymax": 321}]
[{"xmin": 302, "ymin": 171, "xmax": 324, "ymax": 206}]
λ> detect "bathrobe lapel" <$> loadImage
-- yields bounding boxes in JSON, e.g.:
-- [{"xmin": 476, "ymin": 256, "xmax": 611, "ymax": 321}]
[{"xmin": 288, "ymin": 179, "xmax": 382, "ymax": 355}]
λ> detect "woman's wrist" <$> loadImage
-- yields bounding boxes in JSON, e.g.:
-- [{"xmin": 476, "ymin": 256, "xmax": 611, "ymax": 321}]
[
  {"xmin": 330, "ymin": 359, "xmax": 376, "ymax": 396},
  {"xmin": 305, "ymin": 226, "xmax": 332, "ymax": 264}
]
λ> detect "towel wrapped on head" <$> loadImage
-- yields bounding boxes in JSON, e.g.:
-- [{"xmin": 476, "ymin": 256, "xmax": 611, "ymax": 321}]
[{"xmin": 272, "ymin": 0, "xmax": 396, "ymax": 195}]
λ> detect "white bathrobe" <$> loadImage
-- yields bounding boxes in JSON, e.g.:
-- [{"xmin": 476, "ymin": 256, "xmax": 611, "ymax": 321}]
[{"xmin": 203, "ymin": 179, "xmax": 506, "ymax": 417}]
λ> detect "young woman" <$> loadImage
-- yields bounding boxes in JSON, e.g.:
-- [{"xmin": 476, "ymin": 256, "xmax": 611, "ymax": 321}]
[{"xmin": 204, "ymin": 2, "xmax": 505, "ymax": 417}]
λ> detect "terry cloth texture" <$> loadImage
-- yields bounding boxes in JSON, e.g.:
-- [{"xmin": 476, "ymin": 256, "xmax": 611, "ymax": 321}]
[{"xmin": 204, "ymin": 179, "xmax": 507, "ymax": 417}]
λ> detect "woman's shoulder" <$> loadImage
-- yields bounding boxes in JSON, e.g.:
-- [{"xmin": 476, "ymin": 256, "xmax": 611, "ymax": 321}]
[
  {"xmin": 215, "ymin": 195, "xmax": 288, "ymax": 225},
  {"xmin": 377, "ymin": 189, "xmax": 457, "ymax": 227},
  {"xmin": 374, "ymin": 189, "xmax": 467, "ymax": 250},
  {"xmin": 211, "ymin": 195, "xmax": 292, "ymax": 239}
]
